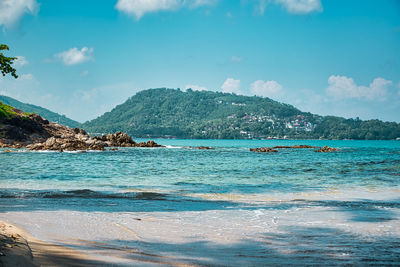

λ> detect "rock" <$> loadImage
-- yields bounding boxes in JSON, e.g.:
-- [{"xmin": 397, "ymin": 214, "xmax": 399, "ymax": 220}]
[
  {"xmin": 29, "ymin": 136, "xmax": 106, "ymax": 151},
  {"xmin": 273, "ymin": 145, "xmax": 319, "ymax": 149},
  {"xmin": 186, "ymin": 146, "xmax": 214, "ymax": 150},
  {"xmin": 29, "ymin": 113, "xmax": 49, "ymax": 125},
  {"xmin": 109, "ymin": 148, "xmax": 118, "ymax": 151},
  {"xmin": 250, "ymin": 147, "xmax": 278, "ymax": 153},
  {"xmin": 1, "ymin": 109, "xmax": 165, "ymax": 151},
  {"xmin": 315, "ymin": 146, "xmax": 339, "ymax": 152},
  {"xmin": 145, "ymin": 140, "xmax": 163, "ymax": 147},
  {"xmin": 45, "ymin": 136, "xmax": 56, "ymax": 147}
]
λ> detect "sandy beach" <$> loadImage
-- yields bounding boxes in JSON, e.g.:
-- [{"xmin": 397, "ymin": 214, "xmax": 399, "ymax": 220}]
[{"xmin": 0, "ymin": 220, "xmax": 103, "ymax": 267}]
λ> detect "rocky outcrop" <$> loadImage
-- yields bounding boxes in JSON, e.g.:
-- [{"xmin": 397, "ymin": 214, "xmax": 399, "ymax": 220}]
[
  {"xmin": 92, "ymin": 132, "xmax": 164, "ymax": 148},
  {"xmin": 27, "ymin": 131, "xmax": 165, "ymax": 152},
  {"xmin": 250, "ymin": 147, "xmax": 278, "ymax": 153},
  {"xmin": 0, "ymin": 113, "xmax": 51, "ymax": 147},
  {"xmin": 315, "ymin": 146, "xmax": 339, "ymax": 152},
  {"xmin": 0, "ymin": 106, "xmax": 164, "ymax": 151},
  {"xmin": 27, "ymin": 136, "xmax": 106, "ymax": 151}
]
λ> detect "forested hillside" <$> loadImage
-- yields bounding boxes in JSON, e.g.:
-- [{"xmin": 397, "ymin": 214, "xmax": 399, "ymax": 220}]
[
  {"xmin": 82, "ymin": 88, "xmax": 400, "ymax": 140},
  {"xmin": 0, "ymin": 95, "xmax": 80, "ymax": 128}
]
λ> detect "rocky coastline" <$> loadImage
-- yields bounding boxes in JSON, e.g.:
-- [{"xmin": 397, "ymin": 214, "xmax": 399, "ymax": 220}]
[
  {"xmin": 0, "ymin": 106, "xmax": 339, "ymax": 153},
  {"xmin": 0, "ymin": 107, "xmax": 164, "ymax": 151}
]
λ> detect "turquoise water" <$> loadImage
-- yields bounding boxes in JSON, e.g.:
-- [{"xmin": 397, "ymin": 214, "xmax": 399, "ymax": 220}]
[
  {"xmin": 1, "ymin": 139, "xmax": 399, "ymax": 195},
  {"xmin": 1, "ymin": 140, "xmax": 400, "ymax": 265}
]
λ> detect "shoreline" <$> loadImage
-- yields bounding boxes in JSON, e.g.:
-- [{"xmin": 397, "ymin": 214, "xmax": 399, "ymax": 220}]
[{"xmin": 0, "ymin": 220, "xmax": 101, "ymax": 267}]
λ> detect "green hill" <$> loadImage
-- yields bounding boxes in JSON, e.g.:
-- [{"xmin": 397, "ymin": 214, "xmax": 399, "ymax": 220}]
[
  {"xmin": 82, "ymin": 88, "xmax": 400, "ymax": 140},
  {"xmin": 0, "ymin": 95, "xmax": 81, "ymax": 128}
]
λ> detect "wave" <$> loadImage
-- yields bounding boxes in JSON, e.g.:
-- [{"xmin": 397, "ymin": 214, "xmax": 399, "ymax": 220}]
[
  {"xmin": 164, "ymin": 145, "xmax": 183, "ymax": 149},
  {"xmin": 0, "ymin": 189, "xmax": 170, "ymax": 200}
]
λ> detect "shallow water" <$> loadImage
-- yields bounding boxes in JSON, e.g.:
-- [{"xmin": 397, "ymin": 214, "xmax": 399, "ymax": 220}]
[{"xmin": 1, "ymin": 140, "xmax": 400, "ymax": 265}]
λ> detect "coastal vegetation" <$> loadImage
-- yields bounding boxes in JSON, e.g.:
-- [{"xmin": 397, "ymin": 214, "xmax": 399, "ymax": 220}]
[
  {"xmin": 0, "ymin": 44, "xmax": 18, "ymax": 79},
  {"xmin": 0, "ymin": 101, "xmax": 30, "ymax": 119},
  {"xmin": 83, "ymin": 88, "xmax": 400, "ymax": 140},
  {"xmin": 0, "ymin": 95, "xmax": 80, "ymax": 128}
]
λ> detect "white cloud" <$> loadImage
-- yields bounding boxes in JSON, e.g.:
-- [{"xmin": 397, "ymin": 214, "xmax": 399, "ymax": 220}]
[
  {"xmin": 256, "ymin": 0, "xmax": 321, "ymax": 15},
  {"xmin": 0, "ymin": 0, "xmax": 39, "ymax": 28},
  {"xmin": 250, "ymin": 80, "xmax": 282, "ymax": 97},
  {"xmin": 81, "ymin": 70, "xmax": 89, "ymax": 77},
  {"xmin": 231, "ymin": 56, "xmax": 242, "ymax": 63},
  {"xmin": 14, "ymin": 56, "xmax": 28, "ymax": 67},
  {"xmin": 185, "ymin": 84, "xmax": 208, "ymax": 91},
  {"xmin": 189, "ymin": 0, "xmax": 218, "ymax": 8},
  {"xmin": 275, "ymin": 0, "xmax": 322, "ymax": 14},
  {"xmin": 255, "ymin": 0, "xmax": 268, "ymax": 15},
  {"xmin": 326, "ymin": 75, "xmax": 392, "ymax": 100},
  {"xmin": 115, "ymin": 0, "xmax": 182, "ymax": 20},
  {"xmin": 221, "ymin": 78, "xmax": 241, "ymax": 94},
  {"xmin": 115, "ymin": 0, "xmax": 218, "ymax": 20},
  {"xmin": 55, "ymin": 47, "xmax": 94, "ymax": 66}
]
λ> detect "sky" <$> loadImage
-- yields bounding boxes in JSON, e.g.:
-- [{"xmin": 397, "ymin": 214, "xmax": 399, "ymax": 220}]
[{"xmin": 0, "ymin": 0, "xmax": 399, "ymax": 123}]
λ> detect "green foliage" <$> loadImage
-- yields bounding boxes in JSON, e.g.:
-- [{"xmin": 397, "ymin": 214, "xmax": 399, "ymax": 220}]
[
  {"xmin": 313, "ymin": 116, "xmax": 400, "ymax": 140},
  {"xmin": 82, "ymin": 88, "xmax": 400, "ymax": 140},
  {"xmin": 0, "ymin": 44, "xmax": 18, "ymax": 79},
  {"xmin": 0, "ymin": 101, "xmax": 23, "ymax": 119},
  {"xmin": 83, "ymin": 88, "xmax": 304, "ymax": 138},
  {"xmin": 0, "ymin": 95, "xmax": 81, "ymax": 128}
]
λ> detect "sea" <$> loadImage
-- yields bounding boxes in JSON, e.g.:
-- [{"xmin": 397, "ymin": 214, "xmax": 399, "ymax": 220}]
[{"xmin": 1, "ymin": 139, "xmax": 400, "ymax": 266}]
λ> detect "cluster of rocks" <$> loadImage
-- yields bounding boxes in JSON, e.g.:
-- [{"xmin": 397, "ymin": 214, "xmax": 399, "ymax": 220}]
[
  {"xmin": 27, "ymin": 130, "xmax": 164, "ymax": 152},
  {"xmin": 92, "ymin": 132, "xmax": 164, "ymax": 148},
  {"xmin": 0, "ymin": 105, "xmax": 165, "ymax": 152},
  {"xmin": 250, "ymin": 145, "xmax": 339, "ymax": 153}
]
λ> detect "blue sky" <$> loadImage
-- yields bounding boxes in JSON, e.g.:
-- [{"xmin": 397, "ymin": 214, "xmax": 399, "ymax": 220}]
[{"xmin": 0, "ymin": 0, "xmax": 399, "ymax": 122}]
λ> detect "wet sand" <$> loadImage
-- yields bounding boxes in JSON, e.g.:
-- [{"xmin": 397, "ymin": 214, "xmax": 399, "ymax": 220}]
[{"xmin": 0, "ymin": 220, "xmax": 104, "ymax": 267}]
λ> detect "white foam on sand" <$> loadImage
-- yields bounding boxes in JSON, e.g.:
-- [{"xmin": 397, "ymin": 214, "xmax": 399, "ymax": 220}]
[{"xmin": 1, "ymin": 187, "xmax": 399, "ymax": 265}]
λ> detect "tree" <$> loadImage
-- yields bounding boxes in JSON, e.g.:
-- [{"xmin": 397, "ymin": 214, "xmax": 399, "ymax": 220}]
[{"xmin": 0, "ymin": 44, "xmax": 18, "ymax": 79}]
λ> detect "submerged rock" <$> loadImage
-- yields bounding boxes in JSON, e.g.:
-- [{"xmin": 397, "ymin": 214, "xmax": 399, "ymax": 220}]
[
  {"xmin": 315, "ymin": 146, "xmax": 339, "ymax": 152},
  {"xmin": 250, "ymin": 147, "xmax": 278, "ymax": 153},
  {"xmin": 273, "ymin": 145, "xmax": 319, "ymax": 149},
  {"xmin": 185, "ymin": 146, "xmax": 214, "ymax": 150}
]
